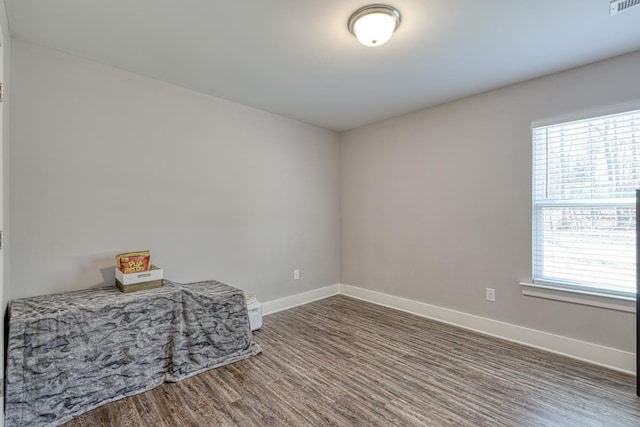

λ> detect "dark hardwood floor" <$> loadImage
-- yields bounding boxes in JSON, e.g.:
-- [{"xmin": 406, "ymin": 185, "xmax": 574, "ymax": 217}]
[{"xmin": 65, "ymin": 295, "xmax": 640, "ymax": 426}]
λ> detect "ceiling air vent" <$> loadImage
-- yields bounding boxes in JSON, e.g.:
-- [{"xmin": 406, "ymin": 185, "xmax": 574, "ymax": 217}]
[{"xmin": 610, "ymin": 0, "xmax": 640, "ymax": 15}]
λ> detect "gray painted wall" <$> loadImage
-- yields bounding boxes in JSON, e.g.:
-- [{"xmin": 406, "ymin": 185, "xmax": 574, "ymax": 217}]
[
  {"xmin": 10, "ymin": 40, "xmax": 340, "ymax": 301},
  {"xmin": 9, "ymin": 38, "xmax": 640, "ymax": 355},
  {"xmin": 341, "ymin": 51, "xmax": 640, "ymax": 353},
  {"xmin": 1, "ymin": 0, "xmax": 10, "ymax": 405}
]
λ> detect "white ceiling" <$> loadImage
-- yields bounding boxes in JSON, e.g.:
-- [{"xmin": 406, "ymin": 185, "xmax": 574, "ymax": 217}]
[{"xmin": 6, "ymin": 0, "xmax": 640, "ymax": 131}]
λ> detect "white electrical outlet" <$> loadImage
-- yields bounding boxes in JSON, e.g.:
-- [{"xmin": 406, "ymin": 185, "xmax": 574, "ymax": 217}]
[
  {"xmin": 486, "ymin": 288, "xmax": 496, "ymax": 302},
  {"xmin": 294, "ymin": 269, "xmax": 300, "ymax": 280}
]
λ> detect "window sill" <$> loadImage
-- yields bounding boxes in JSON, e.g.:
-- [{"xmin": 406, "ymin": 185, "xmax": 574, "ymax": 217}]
[{"xmin": 519, "ymin": 282, "xmax": 636, "ymax": 313}]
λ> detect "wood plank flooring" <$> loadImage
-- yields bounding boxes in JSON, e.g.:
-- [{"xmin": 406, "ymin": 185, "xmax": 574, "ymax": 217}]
[{"xmin": 64, "ymin": 295, "xmax": 640, "ymax": 426}]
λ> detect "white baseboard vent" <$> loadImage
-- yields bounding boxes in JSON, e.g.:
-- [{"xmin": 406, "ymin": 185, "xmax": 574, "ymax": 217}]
[
  {"xmin": 610, "ymin": 0, "xmax": 640, "ymax": 16},
  {"xmin": 261, "ymin": 283, "xmax": 635, "ymax": 375}
]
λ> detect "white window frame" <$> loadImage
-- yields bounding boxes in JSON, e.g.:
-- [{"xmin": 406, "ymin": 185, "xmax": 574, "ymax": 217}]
[{"xmin": 521, "ymin": 102, "xmax": 640, "ymax": 312}]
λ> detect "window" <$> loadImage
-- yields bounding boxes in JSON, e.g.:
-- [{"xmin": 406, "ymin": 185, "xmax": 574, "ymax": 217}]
[{"xmin": 532, "ymin": 108, "xmax": 640, "ymax": 299}]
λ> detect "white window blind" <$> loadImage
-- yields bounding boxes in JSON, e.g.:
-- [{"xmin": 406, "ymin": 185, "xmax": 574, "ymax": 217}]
[{"xmin": 532, "ymin": 109, "xmax": 640, "ymax": 298}]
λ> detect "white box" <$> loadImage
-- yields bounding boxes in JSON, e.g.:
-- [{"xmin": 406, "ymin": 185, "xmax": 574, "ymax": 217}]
[
  {"xmin": 245, "ymin": 294, "xmax": 262, "ymax": 331},
  {"xmin": 115, "ymin": 265, "xmax": 163, "ymax": 292}
]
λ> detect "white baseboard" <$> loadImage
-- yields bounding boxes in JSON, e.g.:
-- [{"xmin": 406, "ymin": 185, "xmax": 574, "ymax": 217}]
[
  {"xmin": 262, "ymin": 284, "xmax": 340, "ymax": 315},
  {"xmin": 260, "ymin": 283, "xmax": 635, "ymax": 374},
  {"xmin": 340, "ymin": 284, "xmax": 636, "ymax": 375}
]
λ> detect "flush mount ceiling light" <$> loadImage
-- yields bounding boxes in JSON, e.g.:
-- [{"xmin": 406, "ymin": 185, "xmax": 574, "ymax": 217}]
[{"xmin": 348, "ymin": 4, "xmax": 401, "ymax": 47}]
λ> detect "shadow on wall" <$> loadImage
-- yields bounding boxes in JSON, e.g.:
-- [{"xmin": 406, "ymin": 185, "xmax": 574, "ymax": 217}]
[
  {"xmin": 98, "ymin": 266, "xmax": 115, "ymax": 289},
  {"xmin": 69, "ymin": 253, "xmax": 119, "ymax": 290}
]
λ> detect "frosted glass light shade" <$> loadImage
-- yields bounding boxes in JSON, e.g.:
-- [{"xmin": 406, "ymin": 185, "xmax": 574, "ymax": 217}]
[
  {"xmin": 353, "ymin": 13, "xmax": 396, "ymax": 46},
  {"xmin": 348, "ymin": 5, "xmax": 401, "ymax": 47}
]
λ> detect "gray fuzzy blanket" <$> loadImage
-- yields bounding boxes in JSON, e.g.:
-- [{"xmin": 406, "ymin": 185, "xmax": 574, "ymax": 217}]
[{"xmin": 5, "ymin": 280, "xmax": 262, "ymax": 427}]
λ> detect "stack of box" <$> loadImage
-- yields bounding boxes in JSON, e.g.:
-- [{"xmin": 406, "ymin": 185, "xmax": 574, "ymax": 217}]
[{"xmin": 115, "ymin": 250, "xmax": 164, "ymax": 293}]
